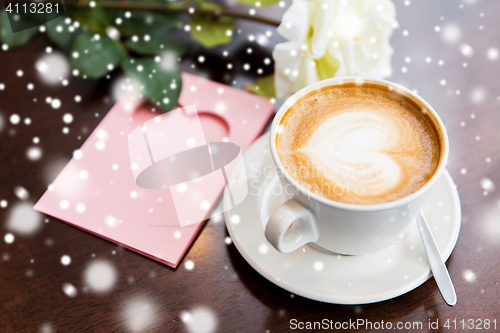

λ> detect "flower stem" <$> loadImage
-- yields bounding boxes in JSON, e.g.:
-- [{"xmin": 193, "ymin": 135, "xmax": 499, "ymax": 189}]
[{"xmin": 58, "ymin": 1, "xmax": 281, "ymax": 27}]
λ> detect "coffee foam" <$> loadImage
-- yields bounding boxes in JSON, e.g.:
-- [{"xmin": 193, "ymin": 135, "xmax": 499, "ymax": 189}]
[{"xmin": 276, "ymin": 83, "xmax": 440, "ymax": 204}]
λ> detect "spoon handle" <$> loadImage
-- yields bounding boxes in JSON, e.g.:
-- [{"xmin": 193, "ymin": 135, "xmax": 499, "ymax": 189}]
[{"xmin": 415, "ymin": 211, "xmax": 457, "ymax": 306}]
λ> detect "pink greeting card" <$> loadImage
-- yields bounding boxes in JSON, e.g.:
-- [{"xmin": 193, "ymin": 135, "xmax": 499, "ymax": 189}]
[{"xmin": 34, "ymin": 73, "xmax": 274, "ymax": 267}]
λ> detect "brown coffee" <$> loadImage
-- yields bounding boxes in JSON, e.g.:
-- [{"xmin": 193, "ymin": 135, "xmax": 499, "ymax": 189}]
[{"xmin": 276, "ymin": 83, "xmax": 441, "ymax": 205}]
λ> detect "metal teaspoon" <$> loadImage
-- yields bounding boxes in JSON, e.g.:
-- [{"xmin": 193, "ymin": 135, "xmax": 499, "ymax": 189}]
[{"xmin": 415, "ymin": 211, "xmax": 457, "ymax": 306}]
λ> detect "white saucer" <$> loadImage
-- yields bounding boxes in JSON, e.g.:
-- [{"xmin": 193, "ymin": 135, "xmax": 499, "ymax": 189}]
[{"xmin": 223, "ymin": 134, "xmax": 461, "ymax": 304}]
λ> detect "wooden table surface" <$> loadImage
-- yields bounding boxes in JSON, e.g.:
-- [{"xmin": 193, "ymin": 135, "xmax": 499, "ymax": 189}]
[{"xmin": 1, "ymin": 0, "xmax": 499, "ymax": 332}]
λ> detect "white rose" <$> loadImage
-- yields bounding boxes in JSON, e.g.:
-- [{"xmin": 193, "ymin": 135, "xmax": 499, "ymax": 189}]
[{"xmin": 273, "ymin": 0, "xmax": 399, "ymax": 99}]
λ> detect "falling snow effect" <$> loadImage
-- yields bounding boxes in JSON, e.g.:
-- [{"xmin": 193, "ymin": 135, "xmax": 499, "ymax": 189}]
[
  {"xmin": 39, "ymin": 322, "xmax": 55, "ymax": 333},
  {"xmin": 460, "ymin": 44, "xmax": 474, "ymax": 57},
  {"xmin": 4, "ymin": 233, "xmax": 15, "ymax": 244},
  {"xmin": 480, "ymin": 178, "xmax": 495, "ymax": 192},
  {"xmin": 210, "ymin": 213, "xmax": 223, "ymax": 223},
  {"xmin": 230, "ymin": 214, "xmax": 240, "ymax": 224},
  {"xmin": 487, "ymin": 48, "xmax": 498, "ymax": 60},
  {"xmin": 35, "ymin": 52, "xmax": 70, "ymax": 86},
  {"xmin": 441, "ymin": 23, "xmax": 462, "ymax": 44},
  {"xmin": 14, "ymin": 186, "xmax": 29, "ymax": 200},
  {"xmin": 78, "ymin": 170, "xmax": 89, "ymax": 180},
  {"xmin": 76, "ymin": 203, "xmax": 86, "ymax": 213},
  {"xmin": 180, "ymin": 307, "xmax": 218, "ymax": 333},
  {"xmin": 83, "ymin": 259, "xmax": 117, "ymax": 293},
  {"xmin": 51, "ymin": 99, "xmax": 62, "ymax": 109},
  {"xmin": 27, "ymin": 146, "xmax": 43, "ymax": 161},
  {"xmin": 61, "ymin": 255, "xmax": 71, "ymax": 266},
  {"xmin": 73, "ymin": 150, "xmax": 83, "ymax": 159},
  {"xmin": 122, "ymin": 297, "xmax": 157, "ymax": 331},
  {"xmin": 314, "ymin": 261, "xmax": 324, "ymax": 271},
  {"xmin": 185, "ymin": 260, "xmax": 195, "ymax": 270},
  {"xmin": 6, "ymin": 201, "xmax": 42, "ymax": 236},
  {"xmin": 111, "ymin": 75, "xmax": 142, "ymax": 103},
  {"xmin": 105, "ymin": 215, "xmax": 119, "ymax": 228},
  {"xmin": 62, "ymin": 283, "xmax": 78, "ymax": 298},
  {"xmin": 158, "ymin": 52, "xmax": 177, "ymax": 71},
  {"xmin": 462, "ymin": 269, "xmax": 477, "ymax": 283},
  {"xmin": 59, "ymin": 200, "xmax": 69, "ymax": 210},
  {"xmin": 10, "ymin": 114, "xmax": 20, "ymax": 125},
  {"xmin": 63, "ymin": 113, "xmax": 74, "ymax": 124},
  {"xmin": 470, "ymin": 87, "xmax": 487, "ymax": 104},
  {"xmin": 482, "ymin": 199, "xmax": 500, "ymax": 242},
  {"xmin": 42, "ymin": 157, "xmax": 71, "ymax": 185},
  {"xmin": 106, "ymin": 26, "xmax": 120, "ymax": 40},
  {"xmin": 95, "ymin": 140, "xmax": 106, "ymax": 150}
]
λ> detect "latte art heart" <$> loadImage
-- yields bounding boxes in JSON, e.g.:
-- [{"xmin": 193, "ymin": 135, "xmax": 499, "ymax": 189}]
[
  {"xmin": 300, "ymin": 112, "xmax": 402, "ymax": 197},
  {"xmin": 276, "ymin": 83, "xmax": 440, "ymax": 204}
]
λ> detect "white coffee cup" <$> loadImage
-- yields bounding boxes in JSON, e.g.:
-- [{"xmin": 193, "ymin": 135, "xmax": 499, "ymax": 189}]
[{"xmin": 265, "ymin": 77, "xmax": 449, "ymax": 255}]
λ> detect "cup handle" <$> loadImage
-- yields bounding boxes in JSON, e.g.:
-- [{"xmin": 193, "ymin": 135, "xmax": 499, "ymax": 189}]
[{"xmin": 265, "ymin": 199, "xmax": 319, "ymax": 253}]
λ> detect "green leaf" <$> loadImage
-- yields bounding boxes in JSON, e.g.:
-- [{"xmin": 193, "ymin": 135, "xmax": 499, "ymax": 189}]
[
  {"xmin": 244, "ymin": 74, "xmax": 276, "ymax": 98},
  {"xmin": 121, "ymin": 57, "xmax": 182, "ymax": 113},
  {"xmin": 71, "ymin": 4, "xmax": 110, "ymax": 34},
  {"xmin": 189, "ymin": 1, "xmax": 234, "ymax": 48},
  {"xmin": 70, "ymin": 32, "xmax": 125, "ymax": 78},
  {"xmin": 126, "ymin": 34, "xmax": 190, "ymax": 56},
  {"xmin": 0, "ymin": 10, "xmax": 38, "ymax": 49},
  {"xmin": 314, "ymin": 50, "xmax": 340, "ymax": 81},
  {"xmin": 46, "ymin": 15, "xmax": 82, "ymax": 52},
  {"xmin": 109, "ymin": 10, "xmax": 182, "ymax": 38},
  {"xmin": 236, "ymin": 0, "xmax": 280, "ymax": 7}
]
